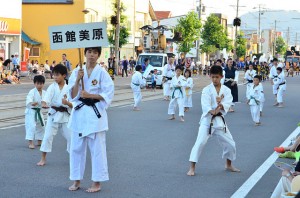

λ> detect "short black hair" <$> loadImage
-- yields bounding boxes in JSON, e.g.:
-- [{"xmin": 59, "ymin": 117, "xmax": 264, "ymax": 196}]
[
  {"xmin": 253, "ymin": 75, "xmax": 261, "ymax": 81},
  {"xmin": 277, "ymin": 67, "xmax": 283, "ymax": 72},
  {"xmin": 144, "ymin": 58, "xmax": 149, "ymax": 62},
  {"xmin": 273, "ymin": 58, "xmax": 278, "ymax": 62},
  {"xmin": 184, "ymin": 69, "xmax": 191, "ymax": 77},
  {"xmin": 84, "ymin": 47, "xmax": 102, "ymax": 55},
  {"xmin": 210, "ymin": 65, "xmax": 223, "ymax": 75},
  {"xmin": 216, "ymin": 59, "xmax": 222, "ymax": 63},
  {"xmin": 52, "ymin": 64, "xmax": 67, "ymax": 76},
  {"xmin": 33, "ymin": 75, "xmax": 45, "ymax": 84},
  {"xmin": 135, "ymin": 65, "xmax": 142, "ymax": 71},
  {"xmin": 175, "ymin": 65, "xmax": 183, "ymax": 71}
]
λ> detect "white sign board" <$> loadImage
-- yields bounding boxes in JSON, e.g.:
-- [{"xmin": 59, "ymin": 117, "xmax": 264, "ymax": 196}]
[{"xmin": 49, "ymin": 22, "xmax": 109, "ymax": 50}]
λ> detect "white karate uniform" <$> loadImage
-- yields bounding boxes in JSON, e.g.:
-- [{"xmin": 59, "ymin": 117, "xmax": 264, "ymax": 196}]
[
  {"xmin": 162, "ymin": 64, "xmax": 175, "ymax": 97},
  {"xmin": 168, "ymin": 75, "xmax": 186, "ymax": 117},
  {"xmin": 183, "ymin": 77, "xmax": 193, "ymax": 108},
  {"xmin": 40, "ymin": 82, "xmax": 71, "ymax": 153},
  {"xmin": 68, "ymin": 64, "xmax": 114, "ymax": 182},
  {"xmin": 244, "ymin": 69, "xmax": 257, "ymax": 99},
  {"xmin": 221, "ymin": 70, "xmax": 226, "ymax": 84},
  {"xmin": 273, "ymin": 72, "xmax": 286, "ymax": 103},
  {"xmin": 131, "ymin": 71, "xmax": 146, "ymax": 108},
  {"xmin": 247, "ymin": 84, "xmax": 263, "ymax": 123},
  {"xmin": 269, "ymin": 65, "xmax": 278, "ymax": 95},
  {"xmin": 189, "ymin": 83, "xmax": 236, "ymax": 163},
  {"xmin": 258, "ymin": 83, "xmax": 265, "ymax": 112},
  {"xmin": 25, "ymin": 88, "xmax": 46, "ymax": 141},
  {"xmin": 270, "ymin": 176, "xmax": 291, "ymax": 198}
]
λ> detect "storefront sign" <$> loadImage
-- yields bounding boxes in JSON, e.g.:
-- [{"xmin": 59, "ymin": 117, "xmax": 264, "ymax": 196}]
[
  {"xmin": 0, "ymin": 17, "xmax": 21, "ymax": 35},
  {"xmin": 49, "ymin": 22, "xmax": 109, "ymax": 50}
]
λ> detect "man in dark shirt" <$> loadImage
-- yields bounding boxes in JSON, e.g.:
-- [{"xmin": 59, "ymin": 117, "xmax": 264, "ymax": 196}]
[{"xmin": 122, "ymin": 56, "xmax": 128, "ymax": 77}]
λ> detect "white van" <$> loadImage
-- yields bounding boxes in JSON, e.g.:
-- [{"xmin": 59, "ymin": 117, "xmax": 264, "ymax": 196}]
[{"xmin": 136, "ymin": 53, "xmax": 168, "ymax": 88}]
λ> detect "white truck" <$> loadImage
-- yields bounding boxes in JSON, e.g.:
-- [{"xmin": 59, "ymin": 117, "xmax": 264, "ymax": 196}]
[{"xmin": 136, "ymin": 53, "xmax": 168, "ymax": 89}]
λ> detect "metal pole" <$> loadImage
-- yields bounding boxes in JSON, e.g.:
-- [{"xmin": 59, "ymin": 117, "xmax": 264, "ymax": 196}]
[
  {"xmin": 274, "ymin": 20, "xmax": 277, "ymax": 56},
  {"xmin": 114, "ymin": 0, "xmax": 121, "ymax": 76},
  {"xmin": 258, "ymin": 4, "xmax": 261, "ymax": 53},
  {"xmin": 196, "ymin": 0, "xmax": 202, "ymax": 63},
  {"xmin": 296, "ymin": 32, "xmax": 298, "ymax": 46},
  {"xmin": 234, "ymin": 0, "xmax": 239, "ymax": 61}
]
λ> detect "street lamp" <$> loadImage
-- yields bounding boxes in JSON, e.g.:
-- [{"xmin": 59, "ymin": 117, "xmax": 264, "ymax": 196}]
[{"xmin": 82, "ymin": 8, "xmax": 99, "ymax": 22}]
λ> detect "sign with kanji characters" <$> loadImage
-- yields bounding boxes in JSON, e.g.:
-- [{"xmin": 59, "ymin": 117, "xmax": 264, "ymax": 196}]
[{"xmin": 48, "ymin": 22, "xmax": 109, "ymax": 50}]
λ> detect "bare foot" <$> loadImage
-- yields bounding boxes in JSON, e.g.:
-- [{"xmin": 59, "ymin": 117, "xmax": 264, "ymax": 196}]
[
  {"xmin": 37, "ymin": 159, "xmax": 46, "ymax": 166},
  {"xmin": 69, "ymin": 181, "xmax": 80, "ymax": 191},
  {"xmin": 180, "ymin": 117, "xmax": 185, "ymax": 122},
  {"xmin": 260, "ymin": 111, "xmax": 262, "ymax": 116},
  {"xmin": 277, "ymin": 105, "xmax": 284, "ymax": 108},
  {"xmin": 187, "ymin": 168, "xmax": 195, "ymax": 176},
  {"xmin": 168, "ymin": 116, "xmax": 175, "ymax": 120},
  {"xmin": 273, "ymin": 103, "xmax": 279, "ymax": 106},
  {"xmin": 29, "ymin": 144, "xmax": 35, "ymax": 149},
  {"xmin": 86, "ymin": 182, "xmax": 101, "ymax": 193},
  {"xmin": 225, "ymin": 166, "xmax": 240, "ymax": 172},
  {"xmin": 255, "ymin": 122, "xmax": 261, "ymax": 126},
  {"xmin": 133, "ymin": 107, "xmax": 140, "ymax": 111},
  {"xmin": 37, "ymin": 140, "xmax": 42, "ymax": 146}
]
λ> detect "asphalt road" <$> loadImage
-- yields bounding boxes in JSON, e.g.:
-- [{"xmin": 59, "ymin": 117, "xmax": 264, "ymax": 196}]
[{"xmin": 0, "ymin": 75, "xmax": 299, "ymax": 198}]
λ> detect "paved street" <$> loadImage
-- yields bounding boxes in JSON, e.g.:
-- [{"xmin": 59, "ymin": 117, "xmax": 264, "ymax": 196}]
[{"xmin": 0, "ymin": 74, "xmax": 299, "ymax": 198}]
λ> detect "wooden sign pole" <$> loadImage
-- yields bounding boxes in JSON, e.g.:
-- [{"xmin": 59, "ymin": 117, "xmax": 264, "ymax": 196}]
[{"xmin": 78, "ymin": 48, "xmax": 85, "ymax": 90}]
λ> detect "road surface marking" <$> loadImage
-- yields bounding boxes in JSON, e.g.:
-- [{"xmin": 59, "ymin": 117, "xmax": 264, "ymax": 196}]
[{"xmin": 231, "ymin": 127, "xmax": 300, "ymax": 198}]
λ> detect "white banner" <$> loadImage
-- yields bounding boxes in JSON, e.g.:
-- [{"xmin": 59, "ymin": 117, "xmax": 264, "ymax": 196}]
[{"xmin": 49, "ymin": 22, "xmax": 109, "ymax": 50}]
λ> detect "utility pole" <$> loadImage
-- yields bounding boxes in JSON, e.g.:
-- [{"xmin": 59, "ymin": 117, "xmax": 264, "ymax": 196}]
[
  {"xmin": 287, "ymin": 27, "xmax": 290, "ymax": 46},
  {"xmin": 196, "ymin": 0, "xmax": 202, "ymax": 63},
  {"xmin": 234, "ymin": 0, "xmax": 239, "ymax": 61},
  {"xmin": 114, "ymin": 0, "xmax": 121, "ymax": 75},
  {"xmin": 258, "ymin": 4, "xmax": 261, "ymax": 53},
  {"xmin": 273, "ymin": 20, "xmax": 277, "ymax": 56},
  {"xmin": 296, "ymin": 32, "xmax": 298, "ymax": 46}
]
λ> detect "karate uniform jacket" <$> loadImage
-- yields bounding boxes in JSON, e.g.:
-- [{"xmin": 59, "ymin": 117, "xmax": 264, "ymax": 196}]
[
  {"xmin": 171, "ymin": 75, "xmax": 186, "ymax": 99},
  {"xmin": 44, "ymin": 82, "xmax": 70, "ymax": 123},
  {"xmin": 25, "ymin": 88, "xmax": 46, "ymax": 124},
  {"xmin": 200, "ymin": 83, "xmax": 232, "ymax": 130},
  {"xmin": 162, "ymin": 64, "xmax": 175, "ymax": 83},
  {"xmin": 273, "ymin": 72, "xmax": 286, "ymax": 91},
  {"xmin": 247, "ymin": 85, "xmax": 263, "ymax": 106},
  {"xmin": 131, "ymin": 71, "xmax": 145, "ymax": 92},
  {"xmin": 68, "ymin": 64, "xmax": 114, "ymax": 136},
  {"xmin": 244, "ymin": 69, "xmax": 257, "ymax": 82}
]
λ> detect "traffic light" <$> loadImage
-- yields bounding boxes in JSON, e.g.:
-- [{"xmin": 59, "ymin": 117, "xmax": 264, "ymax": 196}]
[
  {"xmin": 233, "ymin": 18, "xmax": 241, "ymax": 26},
  {"xmin": 173, "ymin": 32, "xmax": 183, "ymax": 41}
]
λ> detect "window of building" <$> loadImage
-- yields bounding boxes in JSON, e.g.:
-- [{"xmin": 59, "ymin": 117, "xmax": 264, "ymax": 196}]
[{"xmin": 29, "ymin": 47, "xmax": 40, "ymax": 57}]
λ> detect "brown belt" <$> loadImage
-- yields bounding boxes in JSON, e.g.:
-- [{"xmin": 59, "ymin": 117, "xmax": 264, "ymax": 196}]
[{"xmin": 51, "ymin": 106, "xmax": 69, "ymax": 113}]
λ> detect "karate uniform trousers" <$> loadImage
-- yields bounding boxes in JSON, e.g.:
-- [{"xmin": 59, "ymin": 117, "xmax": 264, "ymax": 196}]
[
  {"xmin": 277, "ymin": 84, "xmax": 286, "ymax": 103},
  {"xmin": 184, "ymin": 94, "xmax": 192, "ymax": 108},
  {"xmin": 189, "ymin": 124, "xmax": 236, "ymax": 163},
  {"xmin": 250, "ymin": 104, "xmax": 260, "ymax": 123},
  {"xmin": 131, "ymin": 84, "xmax": 142, "ymax": 108},
  {"xmin": 270, "ymin": 176, "xmax": 291, "ymax": 198},
  {"xmin": 168, "ymin": 91, "xmax": 184, "ymax": 117},
  {"xmin": 25, "ymin": 109, "xmax": 44, "ymax": 141},
  {"xmin": 246, "ymin": 83, "xmax": 253, "ymax": 99},
  {"xmin": 70, "ymin": 131, "xmax": 109, "ymax": 182},
  {"xmin": 163, "ymin": 80, "xmax": 172, "ymax": 97},
  {"xmin": 40, "ymin": 114, "xmax": 71, "ymax": 153}
]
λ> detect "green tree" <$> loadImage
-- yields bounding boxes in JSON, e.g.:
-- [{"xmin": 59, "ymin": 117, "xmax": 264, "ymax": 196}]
[
  {"xmin": 174, "ymin": 12, "xmax": 202, "ymax": 54},
  {"xmin": 276, "ymin": 36, "xmax": 288, "ymax": 55},
  {"xmin": 200, "ymin": 14, "xmax": 229, "ymax": 55},
  {"xmin": 108, "ymin": 0, "xmax": 129, "ymax": 48},
  {"xmin": 236, "ymin": 31, "xmax": 247, "ymax": 58}
]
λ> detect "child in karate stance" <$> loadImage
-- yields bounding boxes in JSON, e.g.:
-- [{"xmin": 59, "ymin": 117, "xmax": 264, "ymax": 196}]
[
  {"xmin": 25, "ymin": 75, "xmax": 46, "ymax": 149},
  {"xmin": 247, "ymin": 75, "xmax": 263, "ymax": 126},
  {"xmin": 259, "ymin": 78, "xmax": 265, "ymax": 116},
  {"xmin": 37, "ymin": 64, "xmax": 72, "ymax": 166},
  {"xmin": 68, "ymin": 47, "xmax": 114, "ymax": 193},
  {"xmin": 244, "ymin": 64, "xmax": 257, "ymax": 99},
  {"xmin": 131, "ymin": 65, "xmax": 146, "ymax": 111},
  {"xmin": 183, "ymin": 69, "xmax": 193, "ymax": 112},
  {"xmin": 273, "ymin": 67, "xmax": 286, "ymax": 108},
  {"xmin": 168, "ymin": 66, "xmax": 186, "ymax": 122},
  {"xmin": 187, "ymin": 66, "xmax": 240, "ymax": 176}
]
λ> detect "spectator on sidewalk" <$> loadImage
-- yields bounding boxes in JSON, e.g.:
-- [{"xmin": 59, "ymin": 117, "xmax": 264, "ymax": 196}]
[
  {"xmin": 122, "ymin": 56, "xmax": 128, "ymax": 77},
  {"xmin": 3, "ymin": 58, "xmax": 12, "ymax": 72},
  {"xmin": 0, "ymin": 57, "xmax": 3, "ymax": 76},
  {"xmin": 50, "ymin": 60, "xmax": 56, "ymax": 79},
  {"xmin": 61, "ymin": 53, "xmax": 71, "ymax": 84},
  {"xmin": 44, "ymin": 60, "xmax": 51, "ymax": 78},
  {"xmin": 12, "ymin": 53, "xmax": 20, "ymax": 69},
  {"xmin": 108, "ymin": 53, "xmax": 116, "ymax": 75},
  {"xmin": 129, "ymin": 56, "xmax": 136, "ymax": 73}
]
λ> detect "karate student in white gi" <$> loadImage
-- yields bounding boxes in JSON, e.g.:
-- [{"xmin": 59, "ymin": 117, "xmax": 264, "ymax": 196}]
[
  {"xmin": 183, "ymin": 69, "xmax": 193, "ymax": 112},
  {"xmin": 269, "ymin": 58, "xmax": 279, "ymax": 104},
  {"xmin": 247, "ymin": 75, "xmax": 263, "ymax": 126},
  {"xmin": 25, "ymin": 75, "xmax": 46, "ymax": 149},
  {"xmin": 162, "ymin": 58, "xmax": 175, "ymax": 100},
  {"xmin": 244, "ymin": 64, "xmax": 257, "ymax": 99},
  {"xmin": 37, "ymin": 64, "xmax": 72, "ymax": 166},
  {"xmin": 273, "ymin": 67, "xmax": 286, "ymax": 108},
  {"xmin": 68, "ymin": 47, "xmax": 114, "ymax": 193},
  {"xmin": 187, "ymin": 66, "xmax": 240, "ymax": 176},
  {"xmin": 131, "ymin": 65, "xmax": 146, "ymax": 111},
  {"xmin": 168, "ymin": 66, "xmax": 186, "ymax": 122}
]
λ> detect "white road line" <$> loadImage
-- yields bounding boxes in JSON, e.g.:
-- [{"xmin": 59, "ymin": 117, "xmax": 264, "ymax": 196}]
[
  {"xmin": 0, "ymin": 123, "xmax": 25, "ymax": 130},
  {"xmin": 231, "ymin": 127, "xmax": 300, "ymax": 198}
]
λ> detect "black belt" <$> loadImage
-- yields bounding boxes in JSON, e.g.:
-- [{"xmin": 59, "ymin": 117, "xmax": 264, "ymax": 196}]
[
  {"xmin": 166, "ymin": 77, "xmax": 172, "ymax": 80},
  {"xmin": 279, "ymin": 82, "xmax": 286, "ymax": 86},
  {"xmin": 209, "ymin": 112, "xmax": 226, "ymax": 135},
  {"xmin": 49, "ymin": 106, "xmax": 70, "ymax": 116},
  {"xmin": 74, "ymin": 97, "xmax": 101, "ymax": 118},
  {"xmin": 247, "ymin": 80, "xmax": 253, "ymax": 83}
]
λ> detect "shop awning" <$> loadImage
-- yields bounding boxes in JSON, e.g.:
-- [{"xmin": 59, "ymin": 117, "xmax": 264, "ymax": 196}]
[{"xmin": 21, "ymin": 31, "xmax": 41, "ymax": 45}]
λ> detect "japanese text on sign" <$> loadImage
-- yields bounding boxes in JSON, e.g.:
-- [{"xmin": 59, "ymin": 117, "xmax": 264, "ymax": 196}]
[{"xmin": 49, "ymin": 22, "xmax": 109, "ymax": 50}]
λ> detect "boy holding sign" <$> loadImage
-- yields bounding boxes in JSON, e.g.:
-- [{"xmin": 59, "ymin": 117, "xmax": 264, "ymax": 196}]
[{"xmin": 68, "ymin": 47, "xmax": 114, "ymax": 192}]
